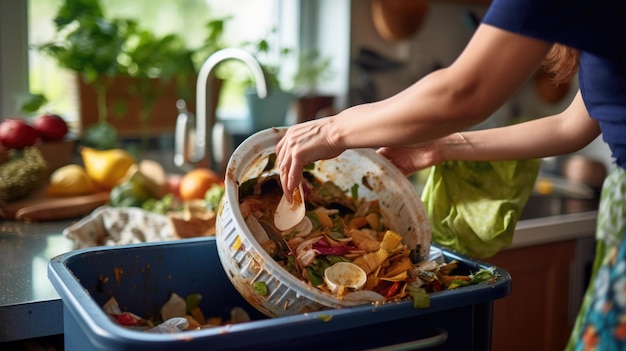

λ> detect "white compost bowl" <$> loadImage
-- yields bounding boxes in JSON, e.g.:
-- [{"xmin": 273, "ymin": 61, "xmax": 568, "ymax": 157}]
[{"xmin": 215, "ymin": 128, "xmax": 431, "ymax": 317}]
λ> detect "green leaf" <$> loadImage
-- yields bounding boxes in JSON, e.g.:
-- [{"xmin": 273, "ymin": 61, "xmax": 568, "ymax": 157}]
[
  {"xmin": 82, "ymin": 122, "xmax": 118, "ymax": 150},
  {"xmin": 253, "ymin": 281, "xmax": 269, "ymax": 296},
  {"xmin": 54, "ymin": 0, "xmax": 104, "ymax": 28},
  {"xmin": 409, "ymin": 288, "xmax": 431, "ymax": 309},
  {"xmin": 306, "ymin": 267, "xmax": 325, "ymax": 287},
  {"xmin": 19, "ymin": 93, "xmax": 48, "ymax": 113},
  {"xmin": 351, "ymin": 183, "xmax": 359, "ymax": 205},
  {"xmin": 293, "ymin": 50, "xmax": 333, "ymax": 92},
  {"xmin": 470, "ymin": 267, "xmax": 497, "ymax": 284},
  {"xmin": 318, "ymin": 314, "xmax": 333, "ymax": 322},
  {"xmin": 185, "ymin": 293, "xmax": 203, "ymax": 312},
  {"xmin": 109, "ymin": 181, "xmax": 149, "ymax": 208},
  {"xmin": 204, "ymin": 184, "xmax": 225, "ymax": 211}
]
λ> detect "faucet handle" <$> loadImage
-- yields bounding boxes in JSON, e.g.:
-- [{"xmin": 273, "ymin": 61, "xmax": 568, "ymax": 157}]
[
  {"xmin": 176, "ymin": 99, "xmax": 189, "ymax": 115},
  {"xmin": 174, "ymin": 99, "xmax": 195, "ymax": 171}
]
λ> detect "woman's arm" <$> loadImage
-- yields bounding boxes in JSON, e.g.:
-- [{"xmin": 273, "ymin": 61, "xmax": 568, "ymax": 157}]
[
  {"xmin": 443, "ymin": 90, "xmax": 600, "ymax": 162},
  {"xmin": 329, "ymin": 24, "xmax": 554, "ymax": 149},
  {"xmin": 277, "ymin": 24, "xmax": 553, "ymax": 197},
  {"xmin": 378, "ymin": 91, "xmax": 600, "ymax": 176}
]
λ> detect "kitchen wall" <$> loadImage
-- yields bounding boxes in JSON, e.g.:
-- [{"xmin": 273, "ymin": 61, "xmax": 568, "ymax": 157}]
[{"xmin": 343, "ymin": 0, "xmax": 614, "ymax": 171}]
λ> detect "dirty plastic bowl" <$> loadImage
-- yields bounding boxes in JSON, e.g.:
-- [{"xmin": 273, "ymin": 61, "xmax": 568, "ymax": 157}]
[{"xmin": 215, "ymin": 128, "xmax": 431, "ymax": 317}]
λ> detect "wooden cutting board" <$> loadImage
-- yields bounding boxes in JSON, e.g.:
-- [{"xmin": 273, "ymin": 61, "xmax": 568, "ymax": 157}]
[{"xmin": 0, "ymin": 191, "xmax": 110, "ymax": 222}]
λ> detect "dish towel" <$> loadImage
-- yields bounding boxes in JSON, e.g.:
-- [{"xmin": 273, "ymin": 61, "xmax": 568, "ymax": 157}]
[{"xmin": 421, "ymin": 159, "xmax": 540, "ymax": 258}]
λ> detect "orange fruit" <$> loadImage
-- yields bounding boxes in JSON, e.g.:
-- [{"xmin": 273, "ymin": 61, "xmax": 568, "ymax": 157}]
[{"xmin": 179, "ymin": 168, "xmax": 222, "ymax": 200}]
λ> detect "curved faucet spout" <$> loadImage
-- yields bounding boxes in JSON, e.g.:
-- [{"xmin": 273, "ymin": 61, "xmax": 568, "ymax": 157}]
[{"xmin": 175, "ymin": 47, "xmax": 269, "ymax": 172}]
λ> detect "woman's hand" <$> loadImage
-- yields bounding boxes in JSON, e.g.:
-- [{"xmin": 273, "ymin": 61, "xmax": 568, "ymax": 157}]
[
  {"xmin": 376, "ymin": 134, "xmax": 462, "ymax": 176},
  {"xmin": 275, "ymin": 118, "xmax": 344, "ymax": 201},
  {"xmin": 377, "ymin": 143, "xmax": 443, "ymax": 176}
]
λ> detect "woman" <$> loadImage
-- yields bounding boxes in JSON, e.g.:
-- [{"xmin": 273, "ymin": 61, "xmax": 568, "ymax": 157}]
[{"xmin": 276, "ymin": 0, "xmax": 625, "ymax": 349}]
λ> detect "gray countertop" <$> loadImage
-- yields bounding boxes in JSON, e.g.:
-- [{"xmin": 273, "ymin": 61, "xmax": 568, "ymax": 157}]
[
  {"xmin": 512, "ymin": 210, "xmax": 597, "ymax": 249},
  {"xmin": 0, "ymin": 219, "xmax": 75, "ymax": 341},
  {"xmin": 0, "ymin": 207, "xmax": 598, "ymax": 342}
]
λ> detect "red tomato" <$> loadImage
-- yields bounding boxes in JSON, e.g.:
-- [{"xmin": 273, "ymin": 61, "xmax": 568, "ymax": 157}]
[
  {"xmin": 33, "ymin": 114, "xmax": 68, "ymax": 141},
  {"xmin": 0, "ymin": 118, "xmax": 38, "ymax": 149},
  {"xmin": 179, "ymin": 168, "xmax": 222, "ymax": 201},
  {"xmin": 113, "ymin": 313, "xmax": 145, "ymax": 326}
]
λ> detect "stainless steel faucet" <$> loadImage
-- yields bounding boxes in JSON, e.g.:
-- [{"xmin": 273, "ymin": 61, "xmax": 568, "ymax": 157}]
[{"xmin": 174, "ymin": 48, "xmax": 268, "ymax": 173}]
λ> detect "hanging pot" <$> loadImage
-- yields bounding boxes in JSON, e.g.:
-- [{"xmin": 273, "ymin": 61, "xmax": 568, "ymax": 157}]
[{"xmin": 371, "ymin": 0, "xmax": 429, "ymax": 42}]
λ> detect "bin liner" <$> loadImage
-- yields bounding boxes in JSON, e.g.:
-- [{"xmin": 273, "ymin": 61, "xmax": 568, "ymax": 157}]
[{"xmin": 421, "ymin": 159, "xmax": 540, "ymax": 258}]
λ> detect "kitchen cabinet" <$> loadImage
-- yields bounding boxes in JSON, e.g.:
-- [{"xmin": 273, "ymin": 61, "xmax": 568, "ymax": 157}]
[{"xmin": 488, "ymin": 239, "xmax": 578, "ymax": 351}]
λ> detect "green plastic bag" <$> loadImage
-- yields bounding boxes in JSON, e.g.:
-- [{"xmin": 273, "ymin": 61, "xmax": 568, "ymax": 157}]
[{"xmin": 421, "ymin": 159, "xmax": 540, "ymax": 258}]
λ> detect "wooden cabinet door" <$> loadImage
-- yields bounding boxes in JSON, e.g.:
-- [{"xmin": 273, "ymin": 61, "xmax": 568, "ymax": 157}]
[{"xmin": 487, "ymin": 240, "xmax": 576, "ymax": 351}]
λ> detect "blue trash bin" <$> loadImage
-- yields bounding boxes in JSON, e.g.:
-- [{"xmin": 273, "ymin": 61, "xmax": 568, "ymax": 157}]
[{"xmin": 48, "ymin": 237, "xmax": 510, "ymax": 350}]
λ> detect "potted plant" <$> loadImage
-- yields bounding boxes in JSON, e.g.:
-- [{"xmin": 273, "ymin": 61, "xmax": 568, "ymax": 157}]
[
  {"xmin": 235, "ymin": 38, "xmax": 294, "ymax": 133},
  {"xmin": 34, "ymin": 0, "xmax": 229, "ymax": 150},
  {"xmin": 236, "ymin": 42, "xmax": 334, "ymax": 131},
  {"xmin": 291, "ymin": 50, "xmax": 335, "ymax": 123}
]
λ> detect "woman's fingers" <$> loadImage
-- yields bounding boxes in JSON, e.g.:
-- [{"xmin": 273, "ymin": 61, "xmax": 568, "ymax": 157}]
[
  {"xmin": 276, "ymin": 125, "xmax": 310, "ymax": 201},
  {"xmin": 275, "ymin": 119, "xmax": 343, "ymax": 201},
  {"xmin": 279, "ymin": 154, "xmax": 296, "ymax": 203}
]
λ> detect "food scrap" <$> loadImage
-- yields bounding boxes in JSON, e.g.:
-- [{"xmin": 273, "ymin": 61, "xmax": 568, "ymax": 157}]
[
  {"xmin": 103, "ymin": 292, "xmax": 251, "ymax": 333},
  {"xmin": 238, "ymin": 165, "xmax": 498, "ymax": 308}
]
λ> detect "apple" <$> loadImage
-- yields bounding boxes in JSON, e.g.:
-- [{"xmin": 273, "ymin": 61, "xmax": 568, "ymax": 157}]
[
  {"xmin": 33, "ymin": 114, "xmax": 68, "ymax": 141},
  {"xmin": 0, "ymin": 118, "xmax": 38, "ymax": 149}
]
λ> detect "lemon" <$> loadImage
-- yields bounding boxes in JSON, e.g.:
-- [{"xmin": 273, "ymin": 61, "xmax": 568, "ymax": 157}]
[
  {"xmin": 534, "ymin": 178, "xmax": 554, "ymax": 195},
  {"xmin": 80, "ymin": 147, "xmax": 135, "ymax": 190},
  {"xmin": 46, "ymin": 164, "xmax": 98, "ymax": 196}
]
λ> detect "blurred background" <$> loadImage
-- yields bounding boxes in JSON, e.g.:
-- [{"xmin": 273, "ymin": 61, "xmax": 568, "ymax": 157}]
[{"xmin": 1, "ymin": 0, "xmax": 613, "ymax": 171}]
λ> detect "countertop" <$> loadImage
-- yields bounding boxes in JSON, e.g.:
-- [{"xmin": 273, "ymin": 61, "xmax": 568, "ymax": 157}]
[
  {"xmin": 0, "ymin": 207, "xmax": 598, "ymax": 342},
  {"xmin": 511, "ymin": 211, "xmax": 597, "ymax": 249},
  {"xmin": 0, "ymin": 219, "xmax": 75, "ymax": 341}
]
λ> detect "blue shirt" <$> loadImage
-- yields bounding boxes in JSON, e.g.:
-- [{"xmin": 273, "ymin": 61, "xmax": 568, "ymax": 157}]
[{"xmin": 483, "ymin": 0, "xmax": 626, "ymax": 168}]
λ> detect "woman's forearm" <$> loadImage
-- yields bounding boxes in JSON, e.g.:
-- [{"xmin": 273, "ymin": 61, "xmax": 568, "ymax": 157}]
[
  {"xmin": 441, "ymin": 91, "xmax": 601, "ymax": 162},
  {"xmin": 329, "ymin": 70, "xmax": 482, "ymax": 150},
  {"xmin": 329, "ymin": 25, "xmax": 552, "ymax": 152}
]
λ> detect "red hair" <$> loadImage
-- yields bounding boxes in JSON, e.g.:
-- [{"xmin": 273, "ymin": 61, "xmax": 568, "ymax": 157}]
[{"xmin": 541, "ymin": 44, "xmax": 580, "ymax": 85}]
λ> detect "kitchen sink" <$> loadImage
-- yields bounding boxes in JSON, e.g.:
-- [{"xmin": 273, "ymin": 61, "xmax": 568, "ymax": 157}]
[{"xmin": 519, "ymin": 194, "xmax": 599, "ymax": 220}]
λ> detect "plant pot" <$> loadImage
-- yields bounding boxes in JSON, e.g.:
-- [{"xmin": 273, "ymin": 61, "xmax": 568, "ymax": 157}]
[
  {"xmin": 78, "ymin": 75, "xmax": 222, "ymax": 138},
  {"xmin": 245, "ymin": 89, "xmax": 293, "ymax": 132},
  {"xmin": 372, "ymin": 0, "xmax": 430, "ymax": 42},
  {"xmin": 295, "ymin": 95, "xmax": 335, "ymax": 123}
]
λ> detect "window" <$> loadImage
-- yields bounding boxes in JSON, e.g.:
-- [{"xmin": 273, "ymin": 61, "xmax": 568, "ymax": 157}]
[
  {"xmin": 1, "ymin": 0, "xmax": 349, "ymax": 129},
  {"xmin": 24, "ymin": 0, "xmax": 296, "ymax": 130}
]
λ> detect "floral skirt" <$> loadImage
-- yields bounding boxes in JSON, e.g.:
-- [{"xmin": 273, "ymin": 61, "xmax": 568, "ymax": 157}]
[{"xmin": 568, "ymin": 166, "xmax": 626, "ymax": 351}]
